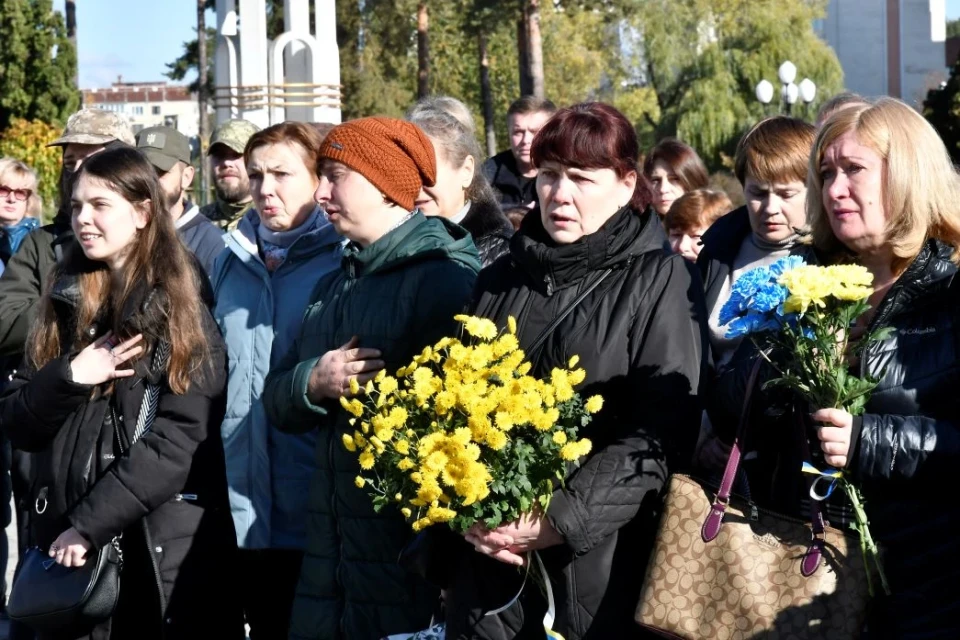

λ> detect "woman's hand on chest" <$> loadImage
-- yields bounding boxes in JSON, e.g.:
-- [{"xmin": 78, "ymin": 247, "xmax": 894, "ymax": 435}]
[{"xmin": 69, "ymin": 332, "xmax": 144, "ymax": 386}]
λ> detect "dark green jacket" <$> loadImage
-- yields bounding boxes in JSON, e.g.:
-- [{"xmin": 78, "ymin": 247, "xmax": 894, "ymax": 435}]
[{"xmin": 264, "ymin": 213, "xmax": 480, "ymax": 640}]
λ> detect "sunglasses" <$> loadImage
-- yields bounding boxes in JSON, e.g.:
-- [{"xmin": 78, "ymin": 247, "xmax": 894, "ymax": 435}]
[{"xmin": 0, "ymin": 186, "xmax": 31, "ymax": 202}]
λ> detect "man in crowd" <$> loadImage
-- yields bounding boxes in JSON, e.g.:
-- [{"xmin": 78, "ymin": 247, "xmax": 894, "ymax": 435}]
[
  {"xmin": 200, "ymin": 118, "xmax": 259, "ymax": 231},
  {"xmin": 482, "ymin": 96, "xmax": 556, "ymax": 210},
  {"xmin": 0, "ymin": 108, "xmax": 135, "ymax": 639},
  {"xmin": 136, "ymin": 126, "xmax": 225, "ymax": 276}
]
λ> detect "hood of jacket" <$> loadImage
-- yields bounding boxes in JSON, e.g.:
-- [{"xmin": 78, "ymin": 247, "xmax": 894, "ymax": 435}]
[{"xmin": 341, "ymin": 211, "xmax": 481, "ymax": 278}]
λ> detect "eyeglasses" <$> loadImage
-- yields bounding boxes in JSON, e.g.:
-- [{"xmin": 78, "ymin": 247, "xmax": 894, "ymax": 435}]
[{"xmin": 0, "ymin": 186, "xmax": 31, "ymax": 202}]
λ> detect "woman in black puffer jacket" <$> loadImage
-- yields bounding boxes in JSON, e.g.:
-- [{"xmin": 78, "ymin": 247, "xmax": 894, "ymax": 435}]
[
  {"xmin": 715, "ymin": 98, "xmax": 960, "ymax": 638},
  {"xmin": 442, "ymin": 103, "xmax": 708, "ymax": 640},
  {"xmin": 0, "ymin": 147, "xmax": 242, "ymax": 640}
]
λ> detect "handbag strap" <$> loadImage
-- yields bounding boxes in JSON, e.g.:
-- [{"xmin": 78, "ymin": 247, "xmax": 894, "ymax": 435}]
[
  {"xmin": 526, "ymin": 268, "xmax": 613, "ymax": 356},
  {"xmin": 700, "ymin": 354, "xmax": 827, "ymax": 576}
]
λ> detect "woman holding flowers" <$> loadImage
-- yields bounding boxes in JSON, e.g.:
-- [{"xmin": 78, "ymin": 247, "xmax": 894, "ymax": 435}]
[
  {"xmin": 804, "ymin": 98, "xmax": 960, "ymax": 636},
  {"xmin": 443, "ymin": 102, "xmax": 707, "ymax": 639},
  {"xmin": 262, "ymin": 117, "xmax": 480, "ymax": 640}
]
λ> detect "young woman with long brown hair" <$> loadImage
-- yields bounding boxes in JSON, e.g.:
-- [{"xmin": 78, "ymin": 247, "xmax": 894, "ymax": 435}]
[{"xmin": 0, "ymin": 146, "xmax": 242, "ymax": 639}]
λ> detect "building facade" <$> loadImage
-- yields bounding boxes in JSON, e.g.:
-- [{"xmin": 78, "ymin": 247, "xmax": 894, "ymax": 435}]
[
  {"xmin": 817, "ymin": 0, "xmax": 946, "ymax": 108},
  {"xmin": 82, "ymin": 80, "xmax": 202, "ymax": 138}
]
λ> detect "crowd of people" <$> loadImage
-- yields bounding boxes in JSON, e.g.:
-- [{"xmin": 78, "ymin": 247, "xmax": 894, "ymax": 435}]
[{"xmin": 0, "ymin": 87, "xmax": 956, "ymax": 640}]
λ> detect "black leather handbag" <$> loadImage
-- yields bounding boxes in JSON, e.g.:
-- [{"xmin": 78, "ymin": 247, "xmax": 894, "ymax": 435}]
[
  {"xmin": 7, "ymin": 343, "xmax": 167, "ymax": 633},
  {"xmin": 8, "ymin": 541, "xmax": 122, "ymax": 633}
]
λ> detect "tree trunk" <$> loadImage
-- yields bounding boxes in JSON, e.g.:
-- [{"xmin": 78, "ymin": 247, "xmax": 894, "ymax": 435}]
[
  {"xmin": 517, "ymin": 4, "xmax": 532, "ymax": 96},
  {"xmin": 197, "ymin": 0, "xmax": 210, "ymax": 206},
  {"xmin": 525, "ymin": 0, "xmax": 544, "ymax": 98},
  {"xmin": 478, "ymin": 33, "xmax": 496, "ymax": 157},
  {"xmin": 66, "ymin": 0, "xmax": 77, "ymax": 87},
  {"xmin": 417, "ymin": 2, "xmax": 429, "ymax": 99}
]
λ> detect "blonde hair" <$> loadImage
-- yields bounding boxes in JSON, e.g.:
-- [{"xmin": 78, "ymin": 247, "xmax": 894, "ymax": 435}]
[
  {"xmin": 0, "ymin": 157, "xmax": 42, "ymax": 218},
  {"xmin": 808, "ymin": 97, "xmax": 960, "ymax": 272}
]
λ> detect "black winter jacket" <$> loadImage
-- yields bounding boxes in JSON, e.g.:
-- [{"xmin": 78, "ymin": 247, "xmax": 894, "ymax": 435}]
[
  {"xmin": 444, "ymin": 207, "xmax": 708, "ymax": 640},
  {"xmin": 0, "ymin": 271, "xmax": 243, "ymax": 640},
  {"xmin": 460, "ymin": 199, "xmax": 513, "ymax": 268},
  {"xmin": 711, "ymin": 240, "xmax": 960, "ymax": 638},
  {"xmin": 481, "ymin": 151, "xmax": 537, "ymax": 210}
]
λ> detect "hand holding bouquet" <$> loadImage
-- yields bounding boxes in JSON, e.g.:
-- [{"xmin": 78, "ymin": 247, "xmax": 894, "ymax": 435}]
[
  {"xmin": 340, "ymin": 314, "xmax": 602, "ymax": 539},
  {"xmin": 719, "ymin": 256, "xmax": 892, "ymax": 595}
]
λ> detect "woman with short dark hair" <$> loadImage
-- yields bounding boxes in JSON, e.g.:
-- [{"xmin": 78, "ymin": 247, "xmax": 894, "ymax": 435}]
[{"xmin": 444, "ymin": 102, "xmax": 707, "ymax": 640}]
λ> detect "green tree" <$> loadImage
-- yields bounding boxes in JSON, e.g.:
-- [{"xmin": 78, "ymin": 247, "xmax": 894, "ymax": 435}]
[
  {"xmin": 614, "ymin": 0, "xmax": 843, "ymax": 168},
  {"xmin": 0, "ymin": 0, "xmax": 80, "ymax": 130},
  {"xmin": 165, "ymin": 26, "xmax": 217, "ymax": 95},
  {"xmin": 923, "ymin": 55, "xmax": 960, "ymax": 165},
  {"xmin": 0, "ymin": 118, "xmax": 64, "ymax": 221},
  {"xmin": 948, "ymin": 18, "xmax": 960, "ymax": 39}
]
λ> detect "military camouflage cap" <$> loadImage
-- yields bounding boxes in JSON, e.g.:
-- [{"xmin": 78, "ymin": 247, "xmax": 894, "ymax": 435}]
[
  {"xmin": 48, "ymin": 108, "xmax": 136, "ymax": 147},
  {"xmin": 208, "ymin": 119, "xmax": 260, "ymax": 155}
]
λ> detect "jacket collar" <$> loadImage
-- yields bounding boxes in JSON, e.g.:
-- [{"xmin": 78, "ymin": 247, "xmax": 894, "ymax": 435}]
[
  {"xmin": 510, "ymin": 206, "xmax": 663, "ymax": 294},
  {"xmin": 227, "ymin": 206, "xmax": 343, "ymax": 267},
  {"xmin": 872, "ymin": 239, "xmax": 958, "ymax": 325}
]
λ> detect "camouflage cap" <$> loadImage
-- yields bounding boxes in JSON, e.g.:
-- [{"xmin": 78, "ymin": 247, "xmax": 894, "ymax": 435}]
[
  {"xmin": 208, "ymin": 119, "xmax": 260, "ymax": 155},
  {"xmin": 48, "ymin": 108, "xmax": 136, "ymax": 147}
]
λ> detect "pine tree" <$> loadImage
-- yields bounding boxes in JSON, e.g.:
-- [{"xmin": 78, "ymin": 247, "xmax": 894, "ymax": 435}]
[{"xmin": 0, "ymin": 0, "xmax": 80, "ymax": 130}]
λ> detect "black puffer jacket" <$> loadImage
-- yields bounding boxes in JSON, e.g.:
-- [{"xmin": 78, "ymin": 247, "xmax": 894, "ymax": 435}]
[
  {"xmin": 0, "ymin": 272, "xmax": 243, "ymax": 640},
  {"xmin": 444, "ymin": 207, "xmax": 707, "ymax": 640},
  {"xmin": 711, "ymin": 239, "xmax": 960, "ymax": 638},
  {"xmin": 460, "ymin": 199, "xmax": 513, "ymax": 268}
]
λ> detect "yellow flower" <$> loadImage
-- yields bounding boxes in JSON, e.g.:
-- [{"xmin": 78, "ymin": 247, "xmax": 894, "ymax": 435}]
[
  {"xmin": 401, "ymin": 507, "xmax": 412, "ymax": 518},
  {"xmin": 560, "ymin": 442, "xmax": 582, "ymax": 461},
  {"xmin": 412, "ymin": 517, "xmax": 432, "ymax": 532},
  {"xmin": 379, "ymin": 375, "xmax": 399, "ymax": 396},
  {"xmin": 359, "ymin": 450, "xmax": 375, "ymax": 469},
  {"xmin": 375, "ymin": 369, "xmax": 387, "ymax": 383},
  {"xmin": 518, "ymin": 362, "xmax": 532, "ymax": 376},
  {"xmin": 584, "ymin": 395, "xmax": 604, "ymax": 414},
  {"xmin": 395, "ymin": 440, "xmax": 410, "ymax": 455},
  {"xmin": 364, "ymin": 380, "xmax": 374, "ymax": 395},
  {"xmin": 375, "ymin": 427, "xmax": 395, "ymax": 443},
  {"xmin": 370, "ymin": 436, "xmax": 386, "ymax": 454},
  {"xmin": 456, "ymin": 315, "xmax": 500, "ymax": 341},
  {"xmin": 426, "ymin": 505, "xmax": 457, "ymax": 523},
  {"xmin": 398, "ymin": 457, "xmax": 415, "ymax": 471},
  {"xmin": 395, "ymin": 493, "xmax": 403, "ymax": 501},
  {"xmin": 424, "ymin": 451, "xmax": 449, "ymax": 473},
  {"xmin": 452, "ymin": 427, "xmax": 472, "ymax": 445},
  {"xmin": 342, "ymin": 433, "xmax": 357, "ymax": 452},
  {"xmin": 780, "ymin": 265, "xmax": 835, "ymax": 314},
  {"xmin": 553, "ymin": 431, "xmax": 568, "ymax": 445},
  {"xmin": 568, "ymin": 368, "xmax": 586, "ymax": 386},
  {"xmin": 354, "ymin": 476, "xmax": 365, "ymax": 488},
  {"xmin": 485, "ymin": 428, "xmax": 508, "ymax": 451},
  {"xmin": 353, "ymin": 432, "xmax": 367, "ymax": 448},
  {"xmin": 568, "ymin": 355, "xmax": 580, "ymax": 368},
  {"xmin": 339, "ymin": 396, "xmax": 364, "ymax": 418},
  {"xmin": 349, "ymin": 377, "xmax": 360, "ymax": 396},
  {"xmin": 507, "ymin": 316, "xmax": 517, "ymax": 335}
]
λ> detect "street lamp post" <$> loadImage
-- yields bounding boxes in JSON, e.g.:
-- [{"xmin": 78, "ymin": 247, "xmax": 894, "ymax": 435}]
[{"xmin": 755, "ymin": 60, "xmax": 817, "ymax": 117}]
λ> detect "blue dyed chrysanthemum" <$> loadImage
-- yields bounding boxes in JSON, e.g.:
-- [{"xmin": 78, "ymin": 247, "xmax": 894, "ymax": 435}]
[{"xmin": 719, "ymin": 256, "xmax": 807, "ymax": 338}]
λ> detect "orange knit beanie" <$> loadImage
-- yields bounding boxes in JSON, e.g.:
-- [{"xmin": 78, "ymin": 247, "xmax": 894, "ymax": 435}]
[{"xmin": 318, "ymin": 116, "xmax": 437, "ymax": 211}]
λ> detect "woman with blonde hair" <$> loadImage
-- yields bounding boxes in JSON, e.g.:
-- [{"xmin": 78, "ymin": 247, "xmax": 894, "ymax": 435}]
[
  {"xmin": 724, "ymin": 97, "xmax": 960, "ymax": 637},
  {"xmin": 0, "ymin": 157, "xmax": 42, "ymax": 273}
]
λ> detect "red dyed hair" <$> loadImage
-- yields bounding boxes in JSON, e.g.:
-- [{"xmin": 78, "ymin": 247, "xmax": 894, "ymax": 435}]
[{"xmin": 531, "ymin": 102, "xmax": 653, "ymax": 212}]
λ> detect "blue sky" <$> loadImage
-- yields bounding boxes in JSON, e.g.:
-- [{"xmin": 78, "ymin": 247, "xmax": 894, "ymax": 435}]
[
  {"xmin": 52, "ymin": 0, "xmax": 213, "ymax": 88},
  {"xmin": 53, "ymin": 1, "xmax": 960, "ymax": 90}
]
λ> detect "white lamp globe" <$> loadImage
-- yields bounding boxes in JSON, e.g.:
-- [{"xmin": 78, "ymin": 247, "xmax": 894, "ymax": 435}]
[
  {"xmin": 755, "ymin": 79, "xmax": 774, "ymax": 104},
  {"xmin": 785, "ymin": 82, "xmax": 800, "ymax": 105},
  {"xmin": 778, "ymin": 60, "xmax": 798, "ymax": 85},
  {"xmin": 799, "ymin": 78, "xmax": 817, "ymax": 103}
]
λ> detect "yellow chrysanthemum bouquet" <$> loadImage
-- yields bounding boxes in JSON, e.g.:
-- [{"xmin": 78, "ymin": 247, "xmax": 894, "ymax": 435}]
[
  {"xmin": 719, "ymin": 256, "xmax": 892, "ymax": 595},
  {"xmin": 340, "ymin": 314, "xmax": 601, "ymax": 534}
]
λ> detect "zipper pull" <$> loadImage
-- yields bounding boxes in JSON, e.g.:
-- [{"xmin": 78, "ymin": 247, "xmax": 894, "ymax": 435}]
[
  {"xmin": 175, "ymin": 493, "xmax": 198, "ymax": 502},
  {"xmin": 35, "ymin": 487, "xmax": 48, "ymax": 514},
  {"xmin": 545, "ymin": 275, "xmax": 554, "ymax": 296}
]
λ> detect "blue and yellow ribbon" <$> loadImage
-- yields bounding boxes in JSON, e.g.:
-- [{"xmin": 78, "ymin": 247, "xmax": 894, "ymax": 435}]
[{"xmin": 801, "ymin": 461, "xmax": 844, "ymax": 501}]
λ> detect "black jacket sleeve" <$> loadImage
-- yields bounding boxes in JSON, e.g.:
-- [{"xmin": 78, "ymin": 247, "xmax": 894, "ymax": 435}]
[
  {"xmin": 0, "ymin": 232, "xmax": 45, "ymax": 357},
  {"xmin": 67, "ymin": 344, "xmax": 228, "ymax": 548},
  {"xmin": 547, "ymin": 256, "xmax": 706, "ymax": 555},
  {"xmin": 0, "ymin": 356, "xmax": 92, "ymax": 451},
  {"xmin": 855, "ymin": 413, "xmax": 960, "ymax": 481}
]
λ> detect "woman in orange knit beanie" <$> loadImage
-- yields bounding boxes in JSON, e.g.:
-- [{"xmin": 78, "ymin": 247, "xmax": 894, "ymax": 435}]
[{"xmin": 263, "ymin": 116, "xmax": 481, "ymax": 640}]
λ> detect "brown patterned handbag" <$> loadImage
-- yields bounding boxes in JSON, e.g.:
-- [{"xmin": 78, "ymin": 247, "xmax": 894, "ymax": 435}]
[{"xmin": 636, "ymin": 361, "xmax": 871, "ymax": 639}]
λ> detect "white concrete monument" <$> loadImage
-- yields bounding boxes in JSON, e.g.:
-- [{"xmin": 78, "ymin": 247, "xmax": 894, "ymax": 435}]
[{"xmin": 213, "ymin": 0, "xmax": 341, "ymax": 127}]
